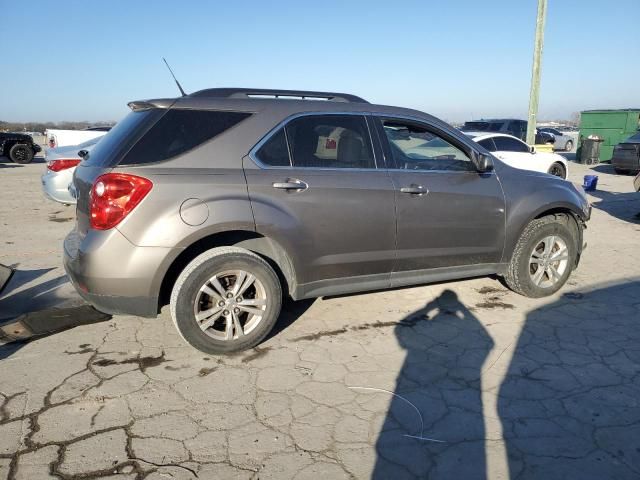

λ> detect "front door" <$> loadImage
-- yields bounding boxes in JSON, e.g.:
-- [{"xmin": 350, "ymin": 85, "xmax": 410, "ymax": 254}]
[
  {"xmin": 244, "ymin": 114, "xmax": 396, "ymax": 296},
  {"xmin": 374, "ymin": 117, "xmax": 506, "ymax": 273}
]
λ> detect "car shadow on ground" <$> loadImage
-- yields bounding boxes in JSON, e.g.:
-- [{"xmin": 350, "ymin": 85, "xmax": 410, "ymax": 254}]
[
  {"xmin": 0, "ymin": 155, "xmax": 45, "ymax": 167},
  {"xmin": 587, "ymin": 189, "xmax": 640, "ymax": 224},
  {"xmin": 559, "ymin": 152, "xmax": 577, "ymax": 162},
  {"xmin": 372, "ymin": 279, "xmax": 640, "ymax": 479},
  {"xmin": 0, "ymin": 267, "xmax": 111, "ymax": 360}
]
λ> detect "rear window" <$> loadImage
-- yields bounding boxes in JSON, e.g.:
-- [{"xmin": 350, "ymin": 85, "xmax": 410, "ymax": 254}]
[
  {"xmin": 121, "ymin": 109, "xmax": 251, "ymax": 165},
  {"xmin": 83, "ymin": 109, "xmax": 163, "ymax": 167}
]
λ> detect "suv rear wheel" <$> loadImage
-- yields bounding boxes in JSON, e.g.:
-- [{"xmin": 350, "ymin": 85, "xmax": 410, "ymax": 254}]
[
  {"xmin": 170, "ymin": 247, "xmax": 282, "ymax": 354},
  {"xmin": 9, "ymin": 143, "xmax": 34, "ymax": 164},
  {"xmin": 504, "ymin": 214, "xmax": 578, "ymax": 298}
]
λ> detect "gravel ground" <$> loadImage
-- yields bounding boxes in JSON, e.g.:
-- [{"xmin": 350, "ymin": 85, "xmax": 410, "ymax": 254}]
[{"xmin": 0, "ymin": 154, "xmax": 639, "ymax": 479}]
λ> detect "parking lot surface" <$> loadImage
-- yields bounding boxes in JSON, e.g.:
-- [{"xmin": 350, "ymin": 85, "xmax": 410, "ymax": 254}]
[{"xmin": 1, "ymin": 155, "xmax": 639, "ymax": 479}]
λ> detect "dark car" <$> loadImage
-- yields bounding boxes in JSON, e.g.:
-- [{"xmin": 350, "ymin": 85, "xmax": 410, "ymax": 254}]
[
  {"xmin": 612, "ymin": 131, "xmax": 640, "ymax": 174},
  {"xmin": 461, "ymin": 119, "xmax": 554, "ymax": 145},
  {"xmin": 0, "ymin": 132, "xmax": 42, "ymax": 164},
  {"xmin": 64, "ymin": 88, "xmax": 590, "ymax": 354}
]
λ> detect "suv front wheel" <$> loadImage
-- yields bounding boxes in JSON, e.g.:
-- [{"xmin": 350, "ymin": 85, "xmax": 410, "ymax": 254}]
[
  {"xmin": 170, "ymin": 247, "xmax": 282, "ymax": 354},
  {"xmin": 504, "ymin": 214, "xmax": 578, "ymax": 298}
]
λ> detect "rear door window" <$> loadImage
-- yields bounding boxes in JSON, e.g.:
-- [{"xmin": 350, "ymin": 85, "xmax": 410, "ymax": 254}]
[
  {"xmin": 121, "ymin": 110, "xmax": 251, "ymax": 165},
  {"xmin": 285, "ymin": 115, "xmax": 375, "ymax": 169}
]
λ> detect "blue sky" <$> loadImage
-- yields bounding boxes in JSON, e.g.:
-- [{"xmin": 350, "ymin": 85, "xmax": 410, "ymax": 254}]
[{"xmin": 1, "ymin": 0, "xmax": 638, "ymax": 123}]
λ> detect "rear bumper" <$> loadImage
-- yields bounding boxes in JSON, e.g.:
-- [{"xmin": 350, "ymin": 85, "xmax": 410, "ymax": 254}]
[
  {"xmin": 611, "ymin": 154, "xmax": 640, "ymax": 171},
  {"xmin": 63, "ymin": 227, "xmax": 178, "ymax": 318},
  {"xmin": 41, "ymin": 170, "xmax": 76, "ymax": 204}
]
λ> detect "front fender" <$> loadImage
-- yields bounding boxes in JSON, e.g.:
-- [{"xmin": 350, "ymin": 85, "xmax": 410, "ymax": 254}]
[{"xmin": 500, "ymin": 169, "xmax": 590, "ymax": 263}]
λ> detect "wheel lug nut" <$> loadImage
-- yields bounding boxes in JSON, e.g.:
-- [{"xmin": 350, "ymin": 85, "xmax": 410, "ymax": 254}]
[
  {"xmin": 218, "ymin": 301, "xmax": 225, "ymax": 307},
  {"xmin": 226, "ymin": 292, "xmax": 233, "ymax": 298},
  {"xmin": 236, "ymin": 297, "xmax": 242, "ymax": 303},
  {"xmin": 223, "ymin": 310, "xmax": 229, "ymax": 316},
  {"xmin": 234, "ymin": 307, "xmax": 240, "ymax": 314}
]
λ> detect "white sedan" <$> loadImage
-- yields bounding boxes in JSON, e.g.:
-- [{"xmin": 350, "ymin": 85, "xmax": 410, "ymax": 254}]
[{"xmin": 464, "ymin": 132, "xmax": 569, "ymax": 179}]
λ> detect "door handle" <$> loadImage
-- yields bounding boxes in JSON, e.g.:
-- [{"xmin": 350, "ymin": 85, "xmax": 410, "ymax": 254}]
[
  {"xmin": 272, "ymin": 179, "xmax": 308, "ymax": 191},
  {"xmin": 400, "ymin": 185, "xmax": 428, "ymax": 195}
]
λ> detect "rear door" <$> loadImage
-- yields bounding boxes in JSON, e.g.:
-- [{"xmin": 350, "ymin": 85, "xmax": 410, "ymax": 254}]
[
  {"xmin": 244, "ymin": 114, "xmax": 397, "ymax": 295},
  {"xmin": 373, "ymin": 117, "xmax": 505, "ymax": 274}
]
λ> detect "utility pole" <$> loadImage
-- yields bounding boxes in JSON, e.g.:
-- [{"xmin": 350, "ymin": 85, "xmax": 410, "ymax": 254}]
[{"xmin": 526, "ymin": 0, "xmax": 547, "ymax": 145}]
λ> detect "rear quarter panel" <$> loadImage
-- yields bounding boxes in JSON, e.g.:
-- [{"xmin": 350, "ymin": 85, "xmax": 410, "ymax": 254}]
[{"xmin": 115, "ymin": 166, "xmax": 255, "ymax": 248}]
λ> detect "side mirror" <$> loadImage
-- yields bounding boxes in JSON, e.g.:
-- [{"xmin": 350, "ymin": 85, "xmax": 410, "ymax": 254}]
[
  {"xmin": 78, "ymin": 149, "xmax": 88, "ymax": 158},
  {"xmin": 476, "ymin": 153, "xmax": 493, "ymax": 173}
]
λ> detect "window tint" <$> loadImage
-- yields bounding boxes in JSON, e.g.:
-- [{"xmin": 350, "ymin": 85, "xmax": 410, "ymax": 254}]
[
  {"xmin": 121, "ymin": 109, "xmax": 251, "ymax": 165},
  {"xmin": 285, "ymin": 115, "xmax": 374, "ymax": 169},
  {"xmin": 508, "ymin": 121, "xmax": 526, "ymax": 138},
  {"xmin": 492, "ymin": 136, "xmax": 530, "ymax": 153},
  {"xmin": 255, "ymin": 128, "xmax": 290, "ymax": 166},
  {"xmin": 382, "ymin": 120, "xmax": 473, "ymax": 171},
  {"xmin": 477, "ymin": 138, "xmax": 497, "ymax": 152},
  {"xmin": 83, "ymin": 109, "xmax": 164, "ymax": 167},
  {"xmin": 461, "ymin": 121, "xmax": 506, "ymax": 132}
]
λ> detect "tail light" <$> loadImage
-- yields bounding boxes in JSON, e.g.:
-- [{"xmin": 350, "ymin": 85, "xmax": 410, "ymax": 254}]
[
  {"xmin": 47, "ymin": 159, "xmax": 81, "ymax": 172},
  {"xmin": 90, "ymin": 173, "xmax": 152, "ymax": 230}
]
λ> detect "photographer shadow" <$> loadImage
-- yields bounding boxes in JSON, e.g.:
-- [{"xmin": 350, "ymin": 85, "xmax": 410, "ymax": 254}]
[{"xmin": 373, "ymin": 289, "xmax": 493, "ymax": 479}]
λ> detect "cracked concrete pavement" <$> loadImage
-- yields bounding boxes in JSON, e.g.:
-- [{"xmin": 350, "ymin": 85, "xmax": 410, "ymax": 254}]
[{"xmin": 1, "ymin": 154, "xmax": 639, "ymax": 479}]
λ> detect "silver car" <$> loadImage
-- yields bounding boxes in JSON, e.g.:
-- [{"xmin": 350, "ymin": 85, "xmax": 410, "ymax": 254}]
[
  {"xmin": 539, "ymin": 127, "xmax": 575, "ymax": 152},
  {"xmin": 41, "ymin": 138, "xmax": 99, "ymax": 204}
]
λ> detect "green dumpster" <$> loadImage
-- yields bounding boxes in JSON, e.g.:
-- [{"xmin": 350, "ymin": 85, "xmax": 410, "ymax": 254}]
[{"xmin": 578, "ymin": 109, "xmax": 640, "ymax": 162}]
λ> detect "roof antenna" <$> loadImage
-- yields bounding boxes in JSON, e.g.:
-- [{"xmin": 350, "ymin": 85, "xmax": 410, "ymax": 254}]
[{"xmin": 162, "ymin": 57, "xmax": 187, "ymax": 97}]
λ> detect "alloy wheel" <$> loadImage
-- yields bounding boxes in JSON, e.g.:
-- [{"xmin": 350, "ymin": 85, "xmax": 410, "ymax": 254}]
[
  {"xmin": 529, "ymin": 235, "xmax": 569, "ymax": 288},
  {"xmin": 193, "ymin": 270, "xmax": 267, "ymax": 341}
]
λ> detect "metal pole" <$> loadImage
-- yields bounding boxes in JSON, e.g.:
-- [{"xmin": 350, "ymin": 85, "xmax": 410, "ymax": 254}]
[{"xmin": 526, "ymin": 0, "xmax": 547, "ymax": 145}]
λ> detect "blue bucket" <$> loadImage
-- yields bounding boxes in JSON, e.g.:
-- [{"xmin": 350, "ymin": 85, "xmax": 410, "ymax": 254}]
[{"xmin": 583, "ymin": 175, "xmax": 598, "ymax": 191}]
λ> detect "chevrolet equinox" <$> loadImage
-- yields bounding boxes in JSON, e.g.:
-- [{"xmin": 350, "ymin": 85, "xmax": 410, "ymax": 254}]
[{"xmin": 64, "ymin": 88, "xmax": 590, "ymax": 353}]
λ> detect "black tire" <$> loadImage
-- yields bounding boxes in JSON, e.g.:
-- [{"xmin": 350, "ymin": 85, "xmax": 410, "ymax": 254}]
[
  {"xmin": 504, "ymin": 214, "xmax": 579, "ymax": 298},
  {"xmin": 564, "ymin": 140, "xmax": 573, "ymax": 152},
  {"xmin": 548, "ymin": 162, "xmax": 567, "ymax": 179},
  {"xmin": 9, "ymin": 143, "xmax": 34, "ymax": 164},
  {"xmin": 170, "ymin": 246, "xmax": 282, "ymax": 354}
]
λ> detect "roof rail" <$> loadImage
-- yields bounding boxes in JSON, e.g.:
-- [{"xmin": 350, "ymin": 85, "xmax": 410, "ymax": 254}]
[{"xmin": 188, "ymin": 88, "xmax": 369, "ymax": 103}]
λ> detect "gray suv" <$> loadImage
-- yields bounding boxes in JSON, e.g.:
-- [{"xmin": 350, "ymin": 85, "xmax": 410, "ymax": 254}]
[{"xmin": 64, "ymin": 88, "xmax": 591, "ymax": 354}]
